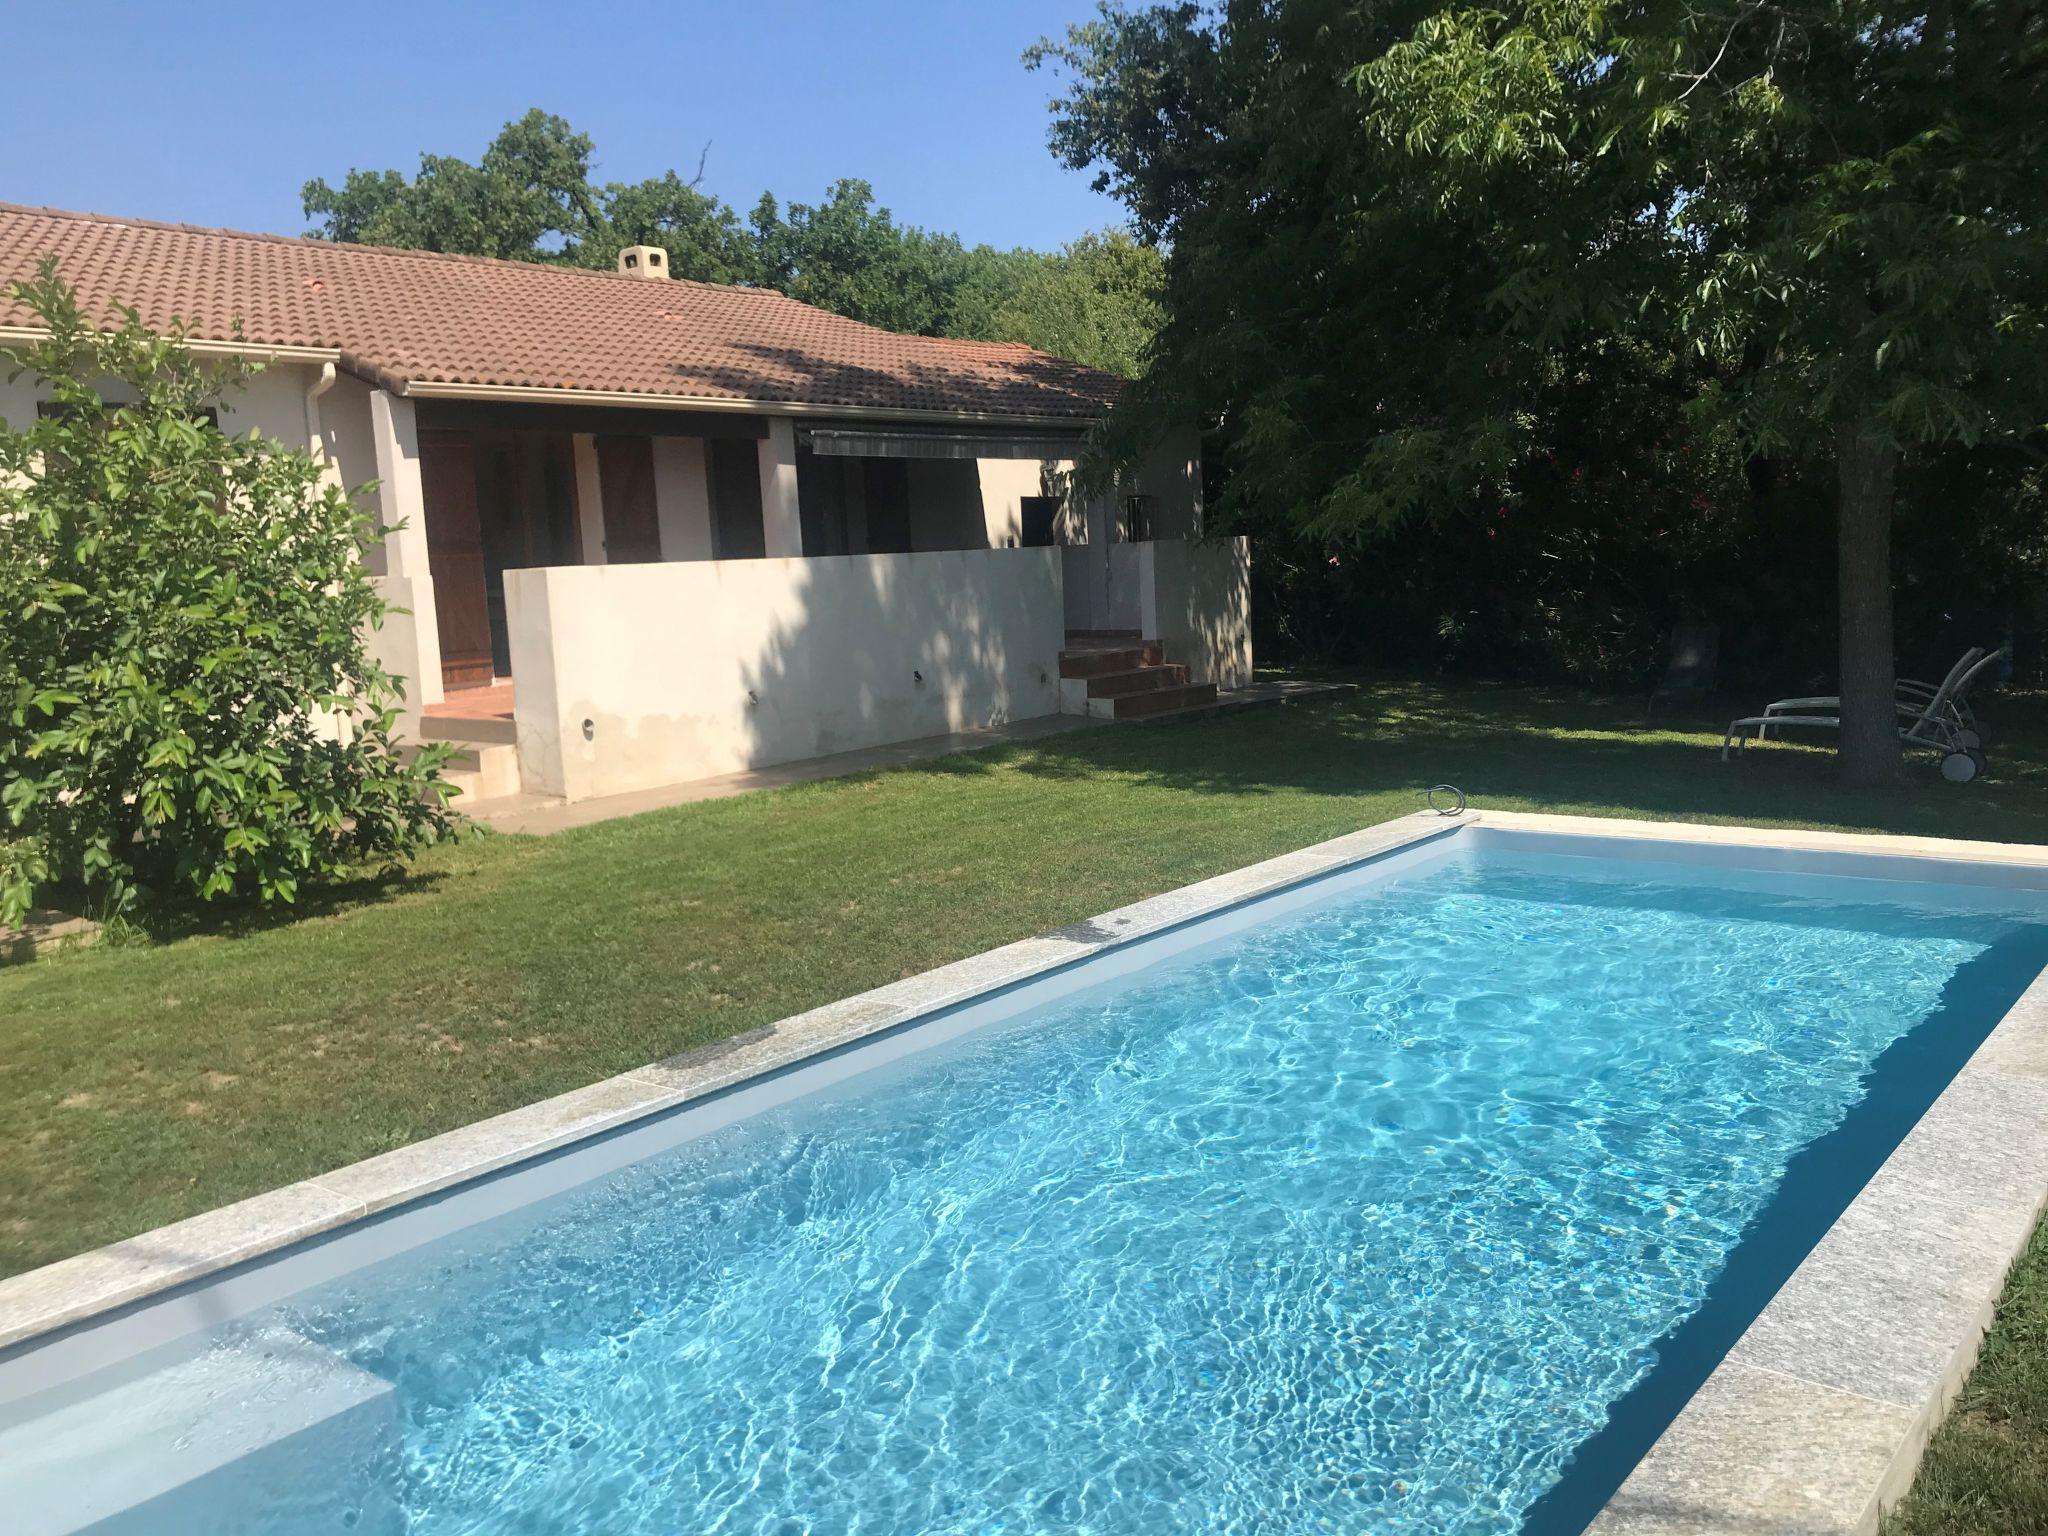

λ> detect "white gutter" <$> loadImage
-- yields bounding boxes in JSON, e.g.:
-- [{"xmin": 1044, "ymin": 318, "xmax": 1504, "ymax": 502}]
[{"xmin": 0, "ymin": 326, "xmax": 344, "ymax": 366}]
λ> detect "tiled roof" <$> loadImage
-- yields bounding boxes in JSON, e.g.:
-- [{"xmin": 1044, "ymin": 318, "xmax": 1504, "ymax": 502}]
[{"xmin": 0, "ymin": 204, "xmax": 1123, "ymax": 422}]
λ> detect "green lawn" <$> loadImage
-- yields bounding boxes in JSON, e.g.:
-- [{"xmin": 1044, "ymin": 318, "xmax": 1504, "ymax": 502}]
[{"xmin": 4, "ymin": 675, "xmax": 2045, "ymax": 1530}]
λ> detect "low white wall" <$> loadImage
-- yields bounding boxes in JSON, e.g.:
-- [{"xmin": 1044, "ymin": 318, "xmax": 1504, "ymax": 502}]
[
  {"xmin": 506, "ymin": 547, "xmax": 1067, "ymax": 801},
  {"xmin": 1060, "ymin": 540, "xmax": 1150, "ymax": 634},
  {"xmin": 1139, "ymin": 537, "xmax": 1253, "ymax": 689}
]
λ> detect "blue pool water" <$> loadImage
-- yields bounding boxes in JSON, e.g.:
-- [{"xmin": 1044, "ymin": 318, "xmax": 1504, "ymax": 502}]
[{"xmin": 203, "ymin": 849, "xmax": 2044, "ymax": 1536}]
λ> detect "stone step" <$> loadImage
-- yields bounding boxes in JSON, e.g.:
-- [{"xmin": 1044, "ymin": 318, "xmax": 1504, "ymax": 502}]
[
  {"xmin": 1085, "ymin": 664, "xmax": 1192, "ymax": 698},
  {"xmin": 421, "ymin": 712, "xmax": 516, "ymax": 747},
  {"xmin": 1087, "ymin": 682, "xmax": 1220, "ymax": 719},
  {"xmin": 412, "ymin": 740, "xmax": 522, "ymax": 803},
  {"xmin": 1059, "ymin": 642, "xmax": 1165, "ymax": 678}
]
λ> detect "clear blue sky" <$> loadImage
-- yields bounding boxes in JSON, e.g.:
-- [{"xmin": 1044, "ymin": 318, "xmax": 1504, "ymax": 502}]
[{"xmin": 0, "ymin": 0, "xmax": 1122, "ymax": 251}]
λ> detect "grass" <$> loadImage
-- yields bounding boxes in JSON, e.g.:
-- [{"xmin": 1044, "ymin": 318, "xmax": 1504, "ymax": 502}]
[
  {"xmin": 4, "ymin": 673, "xmax": 2046, "ymax": 1530},
  {"xmin": 1885, "ymin": 1216, "xmax": 2048, "ymax": 1536}
]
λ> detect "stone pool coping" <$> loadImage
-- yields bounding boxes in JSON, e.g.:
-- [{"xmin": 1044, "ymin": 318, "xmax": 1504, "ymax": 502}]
[
  {"xmin": 1523, "ymin": 814, "xmax": 2048, "ymax": 1536},
  {"xmin": 0, "ymin": 809, "xmax": 1469, "ymax": 1353},
  {"xmin": 4, "ymin": 807, "xmax": 2046, "ymax": 1536}
]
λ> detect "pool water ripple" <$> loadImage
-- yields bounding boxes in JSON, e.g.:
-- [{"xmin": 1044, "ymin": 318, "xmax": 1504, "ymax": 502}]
[{"xmin": 277, "ymin": 859, "xmax": 2024, "ymax": 1534}]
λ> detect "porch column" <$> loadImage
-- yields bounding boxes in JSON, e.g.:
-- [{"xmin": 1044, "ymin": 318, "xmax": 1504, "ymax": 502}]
[
  {"xmin": 758, "ymin": 416, "xmax": 802, "ymax": 557},
  {"xmin": 367, "ymin": 390, "xmax": 444, "ymax": 709},
  {"xmin": 651, "ymin": 436, "xmax": 714, "ymax": 560},
  {"xmin": 571, "ymin": 434, "xmax": 607, "ymax": 564}
]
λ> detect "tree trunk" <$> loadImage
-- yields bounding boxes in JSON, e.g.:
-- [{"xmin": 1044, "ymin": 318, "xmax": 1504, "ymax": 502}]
[{"xmin": 1835, "ymin": 418, "xmax": 1902, "ymax": 786}]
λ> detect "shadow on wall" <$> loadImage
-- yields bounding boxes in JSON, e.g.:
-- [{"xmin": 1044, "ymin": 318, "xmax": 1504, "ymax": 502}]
[
  {"xmin": 1143, "ymin": 538, "xmax": 1253, "ymax": 690},
  {"xmin": 505, "ymin": 548, "xmax": 1067, "ymax": 802}
]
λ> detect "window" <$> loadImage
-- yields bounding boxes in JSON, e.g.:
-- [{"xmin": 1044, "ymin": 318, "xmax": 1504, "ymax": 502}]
[
  {"xmin": 862, "ymin": 459, "xmax": 912, "ymax": 553},
  {"xmin": 1119, "ymin": 494, "xmax": 1157, "ymax": 543},
  {"xmin": 708, "ymin": 437, "xmax": 767, "ymax": 560},
  {"xmin": 1019, "ymin": 495, "xmax": 1060, "ymax": 548}
]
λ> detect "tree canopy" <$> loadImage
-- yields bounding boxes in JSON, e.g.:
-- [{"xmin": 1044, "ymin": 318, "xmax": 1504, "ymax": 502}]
[
  {"xmin": 1033, "ymin": 0, "xmax": 2048, "ymax": 782},
  {"xmin": 301, "ymin": 111, "xmax": 1158, "ymax": 368}
]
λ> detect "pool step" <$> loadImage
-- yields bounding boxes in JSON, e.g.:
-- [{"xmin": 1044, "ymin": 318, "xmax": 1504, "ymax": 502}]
[{"xmin": 0, "ymin": 1327, "xmax": 402, "ymax": 1535}]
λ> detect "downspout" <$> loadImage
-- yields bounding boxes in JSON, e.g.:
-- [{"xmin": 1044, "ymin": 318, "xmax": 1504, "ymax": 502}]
[
  {"xmin": 301, "ymin": 361, "xmax": 348, "ymax": 742},
  {"xmin": 303, "ymin": 361, "xmax": 338, "ymax": 480}
]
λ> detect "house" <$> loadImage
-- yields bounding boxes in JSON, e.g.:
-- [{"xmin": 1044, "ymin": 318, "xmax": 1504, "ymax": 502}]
[{"xmin": 0, "ymin": 204, "xmax": 1250, "ymax": 804}]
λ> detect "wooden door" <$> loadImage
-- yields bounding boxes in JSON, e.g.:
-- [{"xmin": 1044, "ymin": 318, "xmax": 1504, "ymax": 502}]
[
  {"xmin": 418, "ymin": 430, "xmax": 496, "ymax": 689},
  {"xmin": 596, "ymin": 435, "xmax": 663, "ymax": 563}
]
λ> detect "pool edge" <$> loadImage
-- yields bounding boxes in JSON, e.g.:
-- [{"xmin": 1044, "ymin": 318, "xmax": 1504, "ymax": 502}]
[
  {"xmin": 8, "ymin": 807, "xmax": 2047, "ymax": 1536},
  {"xmin": 0, "ymin": 808, "xmax": 1472, "ymax": 1355},
  {"xmin": 1513, "ymin": 813, "xmax": 2048, "ymax": 1536}
]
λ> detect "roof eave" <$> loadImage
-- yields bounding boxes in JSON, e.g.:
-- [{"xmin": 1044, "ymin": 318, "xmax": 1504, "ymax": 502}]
[
  {"xmin": 395, "ymin": 378, "xmax": 1110, "ymax": 428},
  {"xmin": 0, "ymin": 325, "xmax": 1114, "ymax": 428},
  {"xmin": 0, "ymin": 325, "xmax": 344, "ymax": 367}
]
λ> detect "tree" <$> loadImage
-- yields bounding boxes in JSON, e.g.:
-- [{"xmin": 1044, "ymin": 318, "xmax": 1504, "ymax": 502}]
[
  {"xmin": 1036, "ymin": 0, "xmax": 2048, "ymax": 784},
  {"xmin": 0, "ymin": 267, "xmax": 459, "ymax": 923},
  {"xmin": 584, "ymin": 170, "xmax": 761, "ymax": 287},
  {"xmin": 302, "ymin": 118, "xmax": 1064, "ymax": 341},
  {"xmin": 749, "ymin": 179, "xmax": 1036, "ymax": 337},
  {"xmin": 994, "ymin": 230, "xmax": 1165, "ymax": 378},
  {"xmin": 303, "ymin": 110, "xmax": 603, "ymax": 260}
]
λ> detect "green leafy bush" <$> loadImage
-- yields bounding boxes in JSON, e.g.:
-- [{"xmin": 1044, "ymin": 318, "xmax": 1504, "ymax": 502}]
[{"xmin": 0, "ymin": 264, "xmax": 458, "ymax": 925}]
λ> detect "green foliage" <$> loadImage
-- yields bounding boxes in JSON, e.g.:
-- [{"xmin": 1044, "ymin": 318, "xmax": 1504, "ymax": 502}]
[
  {"xmin": 1032, "ymin": 0, "xmax": 2048, "ymax": 699},
  {"xmin": 1358, "ymin": 0, "xmax": 2048, "ymax": 466},
  {"xmin": 0, "ymin": 833, "xmax": 50, "ymax": 926},
  {"xmin": 993, "ymin": 231, "xmax": 1164, "ymax": 378},
  {"xmin": 749, "ymin": 179, "xmax": 1035, "ymax": 337},
  {"xmin": 583, "ymin": 170, "xmax": 759, "ymax": 287},
  {"xmin": 299, "ymin": 111, "xmax": 1164, "ymax": 354},
  {"xmin": 302, "ymin": 110, "xmax": 604, "ymax": 260},
  {"xmin": 0, "ymin": 265, "xmax": 460, "ymax": 925}
]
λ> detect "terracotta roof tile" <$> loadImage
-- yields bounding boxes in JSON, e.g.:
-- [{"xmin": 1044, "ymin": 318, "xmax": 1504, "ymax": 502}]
[{"xmin": 0, "ymin": 204, "xmax": 1123, "ymax": 421}]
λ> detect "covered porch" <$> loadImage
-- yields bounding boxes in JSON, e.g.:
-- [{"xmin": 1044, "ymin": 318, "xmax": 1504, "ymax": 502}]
[{"xmin": 352, "ymin": 384, "xmax": 1241, "ymax": 805}]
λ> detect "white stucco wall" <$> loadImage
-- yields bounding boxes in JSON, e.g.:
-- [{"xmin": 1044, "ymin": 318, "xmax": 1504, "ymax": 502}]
[
  {"xmin": 316, "ymin": 375, "xmax": 382, "ymax": 544},
  {"xmin": 0, "ymin": 355, "xmax": 320, "ymax": 444},
  {"xmin": 974, "ymin": 456, "xmax": 1073, "ymax": 549},
  {"xmin": 505, "ymin": 548, "xmax": 1066, "ymax": 801},
  {"xmin": 1139, "ymin": 536, "xmax": 1253, "ymax": 688}
]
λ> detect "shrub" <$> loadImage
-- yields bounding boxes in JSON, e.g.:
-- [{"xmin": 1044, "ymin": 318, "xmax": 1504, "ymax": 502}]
[{"xmin": 0, "ymin": 263, "xmax": 458, "ymax": 925}]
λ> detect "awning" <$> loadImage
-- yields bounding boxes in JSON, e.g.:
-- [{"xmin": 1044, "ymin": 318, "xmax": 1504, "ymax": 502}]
[{"xmin": 800, "ymin": 427, "xmax": 1087, "ymax": 461}]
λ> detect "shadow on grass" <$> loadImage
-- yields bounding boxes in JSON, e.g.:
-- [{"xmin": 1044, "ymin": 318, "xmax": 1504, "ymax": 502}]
[
  {"xmin": 118, "ymin": 862, "xmax": 454, "ymax": 945},
  {"xmin": 929, "ymin": 678, "xmax": 2048, "ymax": 844}
]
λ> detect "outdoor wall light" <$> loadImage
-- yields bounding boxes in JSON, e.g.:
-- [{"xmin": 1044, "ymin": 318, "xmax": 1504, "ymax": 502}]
[
  {"xmin": 913, "ymin": 670, "xmax": 925, "ymax": 684},
  {"xmin": 747, "ymin": 689, "xmax": 759, "ymax": 706},
  {"xmin": 581, "ymin": 719, "xmax": 594, "ymax": 741}
]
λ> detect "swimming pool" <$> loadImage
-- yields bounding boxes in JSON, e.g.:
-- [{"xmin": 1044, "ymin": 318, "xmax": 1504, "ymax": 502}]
[{"xmin": 6, "ymin": 819, "xmax": 2048, "ymax": 1535}]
